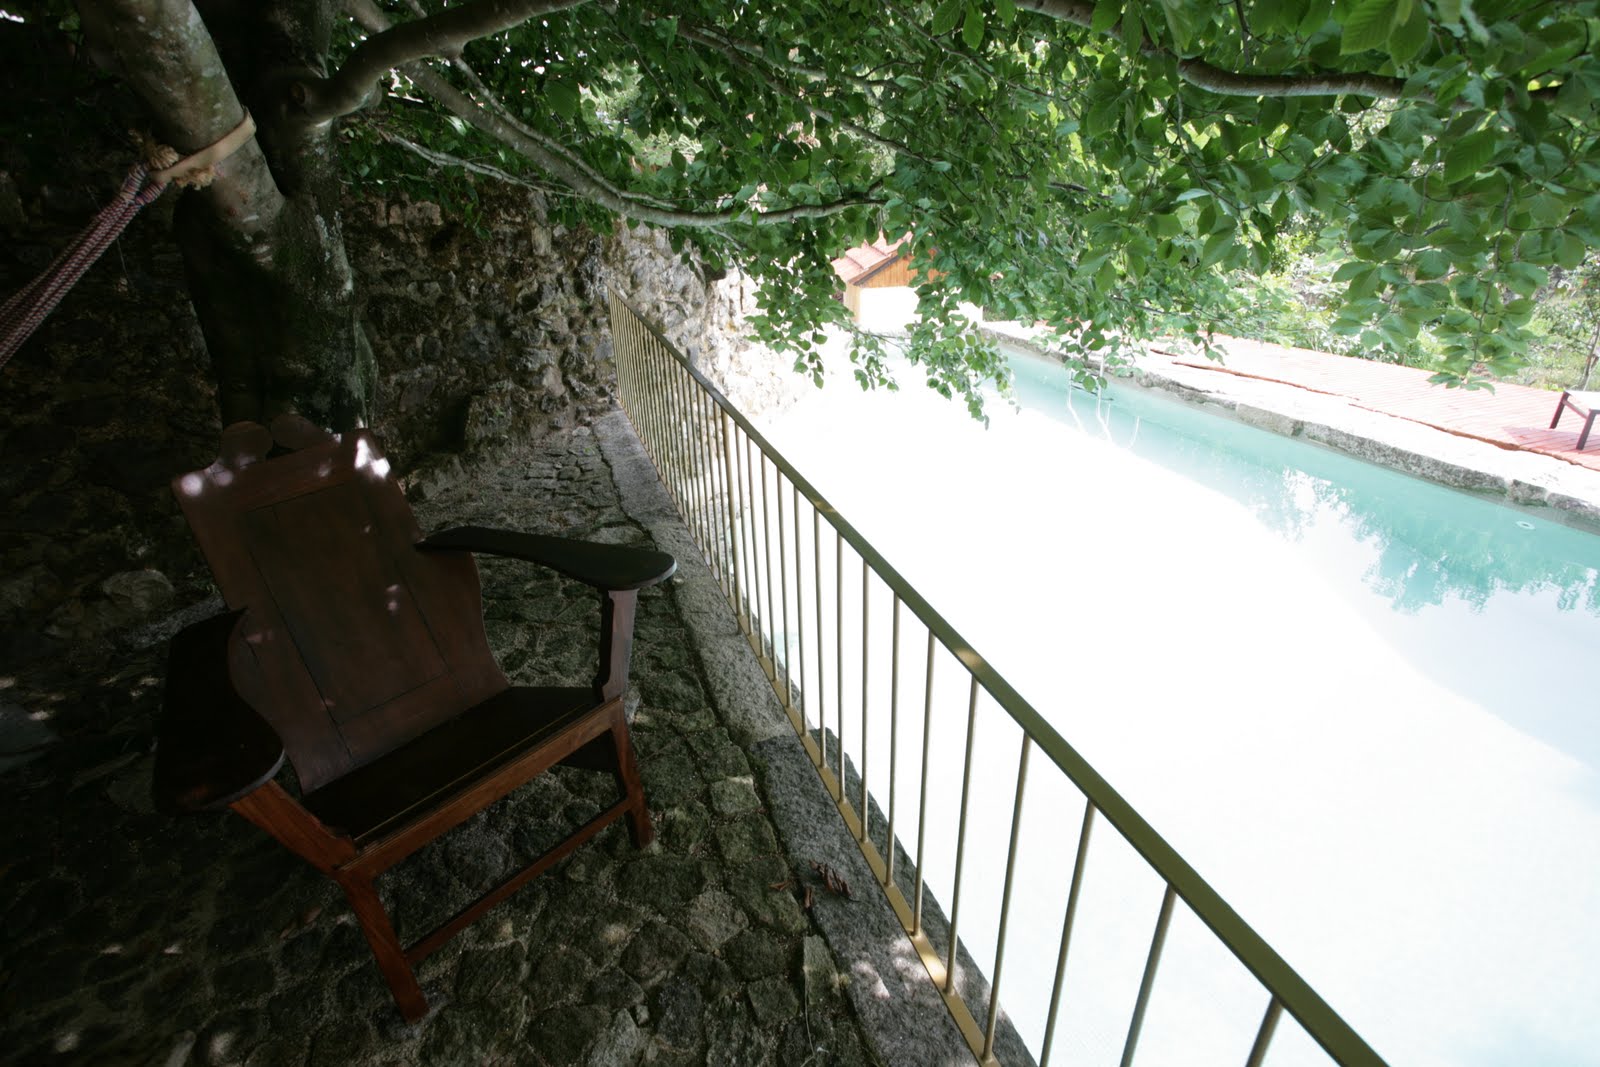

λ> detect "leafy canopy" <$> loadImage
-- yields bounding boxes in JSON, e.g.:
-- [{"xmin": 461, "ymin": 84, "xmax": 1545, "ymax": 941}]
[{"xmin": 335, "ymin": 0, "xmax": 1600, "ymax": 406}]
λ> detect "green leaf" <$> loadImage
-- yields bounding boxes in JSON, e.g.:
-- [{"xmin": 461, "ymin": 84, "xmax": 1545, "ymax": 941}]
[
  {"xmin": 1346, "ymin": 263, "xmax": 1381, "ymax": 298},
  {"xmin": 1413, "ymin": 249, "xmax": 1450, "ymax": 280},
  {"xmin": 1094, "ymin": 260, "xmax": 1118, "ymax": 293},
  {"xmin": 933, "ymin": 0, "xmax": 962, "ymax": 35},
  {"xmin": 546, "ymin": 79, "xmax": 579, "ymax": 120},
  {"xmin": 963, "ymin": 3, "xmax": 985, "ymax": 48},
  {"xmin": 1090, "ymin": 0, "xmax": 1121, "ymax": 32},
  {"xmin": 1389, "ymin": 6, "xmax": 1429, "ymax": 64},
  {"xmin": 1121, "ymin": 4, "xmax": 1143, "ymax": 53},
  {"xmin": 1200, "ymin": 229, "xmax": 1233, "ymax": 267},
  {"xmin": 996, "ymin": 0, "xmax": 1017, "ymax": 25},
  {"xmin": 1156, "ymin": 0, "xmax": 1194, "ymax": 50},
  {"xmin": 1442, "ymin": 130, "xmax": 1496, "ymax": 184},
  {"xmin": 1340, "ymin": 0, "xmax": 1395, "ymax": 55},
  {"xmin": 1518, "ymin": 24, "xmax": 1583, "ymax": 76},
  {"xmin": 1386, "ymin": 107, "xmax": 1425, "ymax": 143},
  {"xmin": 1504, "ymin": 262, "xmax": 1548, "ymax": 297},
  {"xmin": 1557, "ymin": 231, "xmax": 1586, "ymax": 269},
  {"xmin": 1300, "ymin": 0, "xmax": 1334, "ymax": 33}
]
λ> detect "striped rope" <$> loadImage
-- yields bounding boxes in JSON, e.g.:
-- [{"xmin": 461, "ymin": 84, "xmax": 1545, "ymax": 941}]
[
  {"xmin": 0, "ymin": 111, "xmax": 256, "ymax": 371},
  {"xmin": 0, "ymin": 165, "xmax": 167, "ymax": 370}
]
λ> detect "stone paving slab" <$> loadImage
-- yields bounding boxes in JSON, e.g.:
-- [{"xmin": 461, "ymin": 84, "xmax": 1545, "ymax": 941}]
[
  {"xmin": 0, "ymin": 421, "xmax": 919, "ymax": 1066},
  {"xmin": 592, "ymin": 413, "xmax": 1006, "ymax": 1067}
]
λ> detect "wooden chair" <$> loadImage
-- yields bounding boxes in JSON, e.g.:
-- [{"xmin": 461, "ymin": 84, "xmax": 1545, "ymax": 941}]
[
  {"xmin": 1550, "ymin": 390, "xmax": 1600, "ymax": 450},
  {"xmin": 153, "ymin": 416, "xmax": 675, "ymax": 1020}
]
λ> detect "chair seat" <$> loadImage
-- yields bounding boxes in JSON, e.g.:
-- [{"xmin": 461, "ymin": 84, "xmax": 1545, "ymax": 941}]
[
  {"xmin": 304, "ymin": 686, "xmax": 597, "ymax": 844},
  {"xmin": 1565, "ymin": 391, "xmax": 1600, "ymax": 412}
]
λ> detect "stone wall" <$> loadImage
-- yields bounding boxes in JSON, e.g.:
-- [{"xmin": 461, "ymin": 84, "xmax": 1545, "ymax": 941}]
[
  {"xmin": 605, "ymin": 225, "xmax": 808, "ymax": 420},
  {"xmin": 0, "ymin": 24, "xmax": 757, "ymax": 673},
  {"xmin": 351, "ymin": 190, "xmax": 616, "ymax": 478},
  {"xmin": 0, "ymin": 202, "xmax": 727, "ymax": 673},
  {"xmin": 349, "ymin": 199, "xmax": 805, "ymax": 494}
]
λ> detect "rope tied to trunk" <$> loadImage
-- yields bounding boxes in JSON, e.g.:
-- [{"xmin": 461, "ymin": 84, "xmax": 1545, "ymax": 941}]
[{"xmin": 0, "ymin": 111, "xmax": 257, "ymax": 370}]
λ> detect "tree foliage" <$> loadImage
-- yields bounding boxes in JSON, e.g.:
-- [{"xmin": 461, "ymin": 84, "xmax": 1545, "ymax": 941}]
[
  {"xmin": 1518, "ymin": 257, "xmax": 1600, "ymax": 389},
  {"xmin": 48, "ymin": 0, "xmax": 1600, "ymax": 417}
]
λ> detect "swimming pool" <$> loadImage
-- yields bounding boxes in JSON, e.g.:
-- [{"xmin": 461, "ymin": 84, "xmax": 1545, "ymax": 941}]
[{"xmin": 756, "ymin": 346, "xmax": 1600, "ymax": 1067}]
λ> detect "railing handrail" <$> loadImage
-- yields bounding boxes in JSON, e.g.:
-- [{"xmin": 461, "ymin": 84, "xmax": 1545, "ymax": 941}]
[{"xmin": 610, "ymin": 292, "xmax": 1388, "ymax": 1067}]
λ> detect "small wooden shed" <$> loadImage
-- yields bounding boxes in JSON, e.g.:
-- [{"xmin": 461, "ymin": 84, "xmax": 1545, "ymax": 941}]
[
  {"xmin": 830, "ymin": 235, "xmax": 979, "ymax": 331},
  {"xmin": 831, "ymin": 235, "xmax": 916, "ymax": 326}
]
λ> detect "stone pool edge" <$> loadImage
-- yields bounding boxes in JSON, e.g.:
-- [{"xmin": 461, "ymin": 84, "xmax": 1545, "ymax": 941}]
[{"xmin": 984, "ymin": 324, "xmax": 1600, "ymax": 535}]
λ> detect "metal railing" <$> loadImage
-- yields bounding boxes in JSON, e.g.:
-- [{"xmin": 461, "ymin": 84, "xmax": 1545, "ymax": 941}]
[{"xmin": 608, "ymin": 291, "xmax": 1387, "ymax": 1067}]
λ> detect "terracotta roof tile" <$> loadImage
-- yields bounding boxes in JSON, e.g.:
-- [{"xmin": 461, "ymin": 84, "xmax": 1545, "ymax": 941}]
[{"xmin": 830, "ymin": 233, "xmax": 911, "ymax": 286}]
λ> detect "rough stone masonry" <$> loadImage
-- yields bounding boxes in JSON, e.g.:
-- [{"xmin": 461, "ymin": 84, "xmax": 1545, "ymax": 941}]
[{"xmin": 0, "ymin": 425, "xmax": 892, "ymax": 1067}]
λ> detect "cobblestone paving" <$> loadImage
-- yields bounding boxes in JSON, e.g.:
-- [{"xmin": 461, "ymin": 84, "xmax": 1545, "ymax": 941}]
[{"xmin": 0, "ymin": 427, "xmax": 883, "ymax": 1066}]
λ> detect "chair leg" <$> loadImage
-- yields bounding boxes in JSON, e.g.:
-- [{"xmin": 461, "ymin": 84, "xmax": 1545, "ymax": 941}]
[
  {"xmin": 338, "ymin": 873, "xmax": 429, "ymax": 1021},
  {"xmin": 1552, "ymin": 391, "xmax": 1570, "ymax": 430},
  {"xmin": 1581, "ymin": 411, "xmax": 1598, "ymax": 451},
  {"xmin": 609, "ymin": 709, "xmax": 654, "ymax": 848}
]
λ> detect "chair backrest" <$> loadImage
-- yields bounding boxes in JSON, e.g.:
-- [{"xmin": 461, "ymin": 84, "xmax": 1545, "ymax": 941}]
[{"xmin": 173, "ymin": 417, "xmax": 508, "ymax": 791}]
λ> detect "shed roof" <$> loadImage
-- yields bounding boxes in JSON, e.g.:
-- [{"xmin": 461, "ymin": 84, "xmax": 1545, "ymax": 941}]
[{"xmin": 830, "ymin": 234, "xmax": 911, "ymax": 287}]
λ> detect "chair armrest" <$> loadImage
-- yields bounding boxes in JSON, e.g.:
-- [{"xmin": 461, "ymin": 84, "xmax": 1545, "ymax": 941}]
[
  {"xmin": 153, "ymin": 610, "xmax": 286, "ymax": 815},
  {"xmin": 418, "ymin": 525, "xmax": 677, "ymax": 590}
]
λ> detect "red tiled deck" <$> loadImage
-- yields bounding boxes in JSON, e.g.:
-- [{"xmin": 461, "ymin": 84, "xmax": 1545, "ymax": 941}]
[{"xmin": 1153, "ymin": 335, "xmax": 1600, "ymax": 474}]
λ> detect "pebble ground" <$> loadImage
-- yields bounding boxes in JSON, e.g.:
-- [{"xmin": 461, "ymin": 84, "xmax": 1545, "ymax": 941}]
[{"xmin": 0, "ymin": 426, "xmax": 884, "ymax": 1067}]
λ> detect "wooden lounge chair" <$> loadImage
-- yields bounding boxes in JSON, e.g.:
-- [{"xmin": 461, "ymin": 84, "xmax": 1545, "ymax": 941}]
[
  {"xmin": 1550, "ymin": 390, "xmax": 1600, "ymax": 450},
  {"xmin": 153, "ymin": 415, "xmax": 674, "ymax": 1020}
]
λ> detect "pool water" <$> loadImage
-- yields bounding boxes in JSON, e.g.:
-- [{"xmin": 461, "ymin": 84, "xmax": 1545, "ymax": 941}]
[
  {"xmin": 1008, "ymin": 354, "xmax": 1600, "ymax": 780},
  {"xmin": 756, "ymin": 347, "xmax": 1600, "ymax": 1067}
]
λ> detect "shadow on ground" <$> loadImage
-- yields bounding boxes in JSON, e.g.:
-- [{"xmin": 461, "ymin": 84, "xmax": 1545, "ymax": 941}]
[{"xmin": 0, "ymin": 425, "xmax": 886, "ymax": 1066}]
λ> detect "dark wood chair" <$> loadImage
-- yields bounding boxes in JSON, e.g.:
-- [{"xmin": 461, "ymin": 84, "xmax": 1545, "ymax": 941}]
[
  {"xmin": 154, "ymin": 415, "xmax": 675, "ymax": 1020},
  {"xmin": 1550, "ymin": 389, "xmax": 1600, "ymax": 450}
]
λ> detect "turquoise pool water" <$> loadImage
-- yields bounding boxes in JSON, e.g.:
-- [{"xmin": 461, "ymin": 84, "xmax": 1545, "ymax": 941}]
[
  {"xmin": 760, "ymin": 346, "xmax": 1600, "ymax": 1067},
  {"xmin": 1009, "ymin": 353, "xmax": 1600, "ymax": 782}
]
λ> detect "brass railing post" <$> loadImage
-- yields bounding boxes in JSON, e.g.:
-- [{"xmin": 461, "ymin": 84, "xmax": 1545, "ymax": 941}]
[
  {"xmin": 718, "ymin": 408, "xmax": 741, "ymax": 620},
  {"xmin": 607, "ymin": 294, "xmax": 1388, "ymax": 1067}
]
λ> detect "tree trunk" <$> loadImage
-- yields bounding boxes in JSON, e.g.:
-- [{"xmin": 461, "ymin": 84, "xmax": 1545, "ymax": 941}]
[
  {"xmin": 174, "ymin": 169, "xmax": 374, "ymax": 429},
  {"xmin": 79, "ymin": 0, "xmax": 375, "ymax": 430}
]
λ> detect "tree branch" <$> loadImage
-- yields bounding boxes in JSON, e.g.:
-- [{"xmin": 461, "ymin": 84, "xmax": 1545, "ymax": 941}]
[
  {"xmin": 380, "ymin": 129, "xmax": 559, "ymax": 191},
  {"xmin": 301, "ymin": 0, "xmax": 592, "ymax": 122},
  {"xmin": 673, "ymin": 21, "xmax": 888, "ymax": 93},
  {"xmin": 672, "ymin": 24, "xmax": 933, "ymax": 163},
  {"xmin": 346, "ymin": 0, "xmax": 672, "ymax": 209},
  {"xmin": 345, "ymin": 0, "xmax": 883, "ymax": 228},
  {"xmin": 400, "ymin": 0, "xmax": 522, "ymax": 123},
  {"xmin": 1016, "ymin": 0, "xmax": 1419, "ymax": 101},
  {"xmin": 1172, "ymin": 59, "xmax": 1415, "ymax": 99}
]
